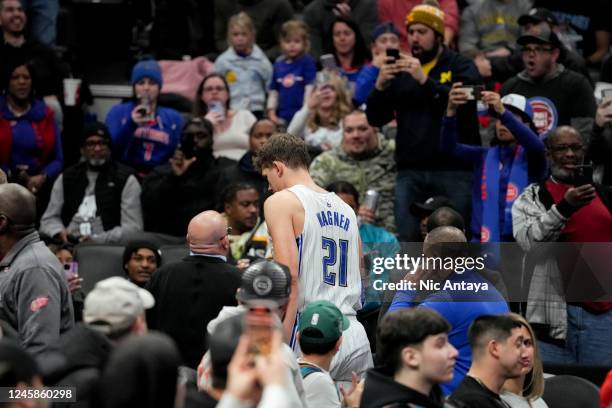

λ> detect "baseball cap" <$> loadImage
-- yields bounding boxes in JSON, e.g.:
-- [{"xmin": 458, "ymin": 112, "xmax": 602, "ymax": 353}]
[
  {"xmin": 517, "ymin": 23, "xmax": 561, "ymax": 48},
  {"xmin": 371, "ymin": 22, "xmax": 401, "ymax": 42},
  {"xmin": 236, "ymin": 260, "xmax": 291, "ymax": 305},
  {"xmin": 518, "ymin": 8, "xmax": 558, "ymax": 27},
  {"xmin": 84, "ymin": 277, "xmax": 155, "ymax": 335},
  {"xmin": 299, "ymin": 300, "xmax": 349, "ymax": 344},
  {"xmin": 501, "ymin": 93, "xmax": 533, "ymax": 120},
  {"xmin": 410, "ymin": 196, "xmax": 452, "ymax": 218}
]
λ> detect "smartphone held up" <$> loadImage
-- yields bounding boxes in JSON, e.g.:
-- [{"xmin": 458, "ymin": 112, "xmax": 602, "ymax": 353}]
[{"xmin": 243, "ymin": 300, "xmax": 281, "ymax": 357}]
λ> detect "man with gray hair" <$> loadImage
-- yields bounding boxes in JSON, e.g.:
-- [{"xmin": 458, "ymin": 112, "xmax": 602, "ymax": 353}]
[
  {"xmin": 512, "ymin": 125, "xmax": 612, "ymax": 365},
  {"xmin": 146, "ymin": 210, "xmax": 242, "ymax": 368},
  {"xmin": 0, "ymin": 183, "xmax": 74, "ymax": 355}
]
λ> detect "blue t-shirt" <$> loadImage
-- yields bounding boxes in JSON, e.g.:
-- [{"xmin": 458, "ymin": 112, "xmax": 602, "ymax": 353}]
[
  {"xmin": 388, "ymin": 270, "xmax": 509, "ymax": 395},
  {"xmin": 271, "ymin": 55, "xmax": 317, "ymax": 122}
]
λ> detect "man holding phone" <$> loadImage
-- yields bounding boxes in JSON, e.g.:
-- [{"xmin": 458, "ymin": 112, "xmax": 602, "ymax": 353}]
[
  {"xmin": 366, "ymin": 1, "xmax": 481, "ymax": 241},
  {"xmin": 141, "ymin": 118, "xmax": 223, "ymax": 236},
  {"xmin": 513, "ymin": 125, "xmax": 612, "ymax": 365}
]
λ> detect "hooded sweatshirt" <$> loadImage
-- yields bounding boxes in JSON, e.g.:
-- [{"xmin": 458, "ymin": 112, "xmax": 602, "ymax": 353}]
[{"xmin": 360, "ymin": 368, "xmax": 449, "ymax": 408}]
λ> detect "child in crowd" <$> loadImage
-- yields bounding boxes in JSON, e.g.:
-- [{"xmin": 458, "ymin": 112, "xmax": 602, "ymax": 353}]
[
  {"xmin": 267, "ymin": 20, "xmax": 317, "ymax": 127},
  {"xmin": 214, "ymin": 12, "xmax": 272, "ymax": 118}
]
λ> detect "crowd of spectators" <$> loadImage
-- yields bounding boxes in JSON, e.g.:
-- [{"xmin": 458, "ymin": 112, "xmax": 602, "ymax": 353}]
[{"xmin": 2, "ymin": 0, "xmax": 612, "ymax": 406}]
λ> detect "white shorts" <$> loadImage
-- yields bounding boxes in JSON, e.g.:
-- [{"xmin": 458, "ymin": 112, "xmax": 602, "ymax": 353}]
[{"xmin": 329, "ymin": 316, "xmax": 373, "ymax": 387}]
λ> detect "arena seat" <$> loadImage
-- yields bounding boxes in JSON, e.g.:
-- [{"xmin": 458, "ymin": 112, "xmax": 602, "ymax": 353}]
[
  {"xmin": 542, "ymin": 375, "xmax": 600, "ymax": 408},
  {"xmin": 74, "ymin": 243, "xmax": 190, "ymax": 294},
  {"xmin": 73, "ymin": 244, "xmax": 125, "ymax": 294}
]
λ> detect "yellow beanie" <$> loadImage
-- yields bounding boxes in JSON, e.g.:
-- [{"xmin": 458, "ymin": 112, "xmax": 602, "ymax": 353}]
[{"xmin": 405, "ymin": 1, "xmax": 445, "ymax": 37}]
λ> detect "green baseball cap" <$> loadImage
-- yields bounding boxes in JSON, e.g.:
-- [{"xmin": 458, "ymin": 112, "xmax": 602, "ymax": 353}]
[{"xmin": 299, "ymin": 300, "xmax": 349, "ymax": 344}]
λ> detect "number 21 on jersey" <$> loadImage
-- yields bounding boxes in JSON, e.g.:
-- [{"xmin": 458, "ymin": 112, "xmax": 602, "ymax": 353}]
[{"xmin": 322, "ymin": 237, "xmax": 348, "ymax": 287}]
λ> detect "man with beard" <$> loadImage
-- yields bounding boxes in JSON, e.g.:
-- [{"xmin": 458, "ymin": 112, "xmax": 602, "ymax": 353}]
[
  {"xmin": 40, "ymin": 122, "xmax": 143, "ymax": 244},
  {"xmin": 221, "ymin": 182, "xmax": 268, "ymax": 263},
  {"xmin": 142, "ymin": 117, "xmax": 222, "ymax": 236},
  {"xmin": 500, "ymin": 24, "xmax": 595, "ymax": 137},
  {"xmin": 310, "ymin": 110, "xmax": 397, "ymax": 233},
  {"xmin": 366, "ymin": 1, "xmax": 481, "ymax": 241},
  {"xmin": 512, "ymin": 126, "xmax": 612, "ymax": 365},
  {"xmin": 122, "ymin": 240, "xmax": 162, "ymax": 287}
]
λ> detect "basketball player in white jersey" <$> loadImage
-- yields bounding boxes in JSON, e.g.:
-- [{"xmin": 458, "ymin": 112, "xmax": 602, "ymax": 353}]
[{"xmin": 255, "ymin": 133, "xmax": 373, "ymax": 386}]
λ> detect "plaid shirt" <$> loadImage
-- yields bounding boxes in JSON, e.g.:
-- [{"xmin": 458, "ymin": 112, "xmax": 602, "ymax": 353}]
[{"xmin": 512, "ymin": 182, "xmax": 569, "ymax": 340}]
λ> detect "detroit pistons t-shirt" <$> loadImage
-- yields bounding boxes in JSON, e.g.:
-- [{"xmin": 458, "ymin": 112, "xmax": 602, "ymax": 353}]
[{"xmin": 270, "ymin": 54, "xmax": 317, "ymax": 122}]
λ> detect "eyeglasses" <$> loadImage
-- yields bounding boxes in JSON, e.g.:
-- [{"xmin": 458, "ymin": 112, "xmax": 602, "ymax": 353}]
[
  {"xmin": 84, "ymin": 139, "xmax": 110, "ymax": 149},
  {"xmin": 219, "ymin": 226, "xmax": 232, "ymax": 241},
  {"xmin": 521, "ymin": 46, "xmax": 554, "ymax": 55},
  {"xmin": 549, "ymin": 144, "xmax": 584, "ymax": 153},
  {"xmin": 203, "ymin": 86, "xmax": 226, "ymax": 93}
]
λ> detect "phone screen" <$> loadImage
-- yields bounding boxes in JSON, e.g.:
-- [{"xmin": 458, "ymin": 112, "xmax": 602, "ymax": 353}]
[
  {"xmin": 320, "ymin": 54, "xmax": 338, "ymax": 71},
  {"xmin": 459, "ymin": 85, "xmax": 484, "ymax": 101}
]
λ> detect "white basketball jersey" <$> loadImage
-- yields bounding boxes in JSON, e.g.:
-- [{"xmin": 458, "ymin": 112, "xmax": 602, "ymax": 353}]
[{"xmin": 287, "ymin": 185, "xmax": 362, "ymax": 316}]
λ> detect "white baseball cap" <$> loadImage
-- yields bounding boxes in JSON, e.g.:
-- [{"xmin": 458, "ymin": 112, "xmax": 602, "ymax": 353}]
[{"xmin": 84, "ymin": 277, "xmax": 155, "ymax": 334}]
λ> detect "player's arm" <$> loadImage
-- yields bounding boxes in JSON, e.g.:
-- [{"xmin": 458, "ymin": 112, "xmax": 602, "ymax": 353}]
[{"xmin": 264, "ymin": 192, "xmax": 301, "ymax": 343}]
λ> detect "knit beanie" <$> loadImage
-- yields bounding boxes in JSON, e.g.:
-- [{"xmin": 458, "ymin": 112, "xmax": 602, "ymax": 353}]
[
  {"xmin": 405, "ymin": 0, "xmax": 445, "ymax": 37},
  {"xmin": 130, "ymin": 59, "xmax": 163, "ymax": 87},
  {"xmin": 122, "ymin": 240, "xmax": 162, "ymax": 272}
]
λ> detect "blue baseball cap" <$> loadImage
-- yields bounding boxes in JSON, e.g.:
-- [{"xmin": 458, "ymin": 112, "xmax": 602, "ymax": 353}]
[{"xmin": 371, "ymin": 22, "xmax": 401, "ymax": 43}]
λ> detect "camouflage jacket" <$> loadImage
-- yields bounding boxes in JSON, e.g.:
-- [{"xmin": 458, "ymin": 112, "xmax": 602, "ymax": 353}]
[{"xmin": 310, "ymin": 135, "xmax": 397, "ymax": 233}]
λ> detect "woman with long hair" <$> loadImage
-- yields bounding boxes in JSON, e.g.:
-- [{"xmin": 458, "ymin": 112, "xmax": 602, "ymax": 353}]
[
  {"xmin": 325, "ymin": 16, "xmax": 371, "ymax": 90},
  {"xmin": 193, "ymin": 73, "xmax": 256, "ymax": 162},
  {"xmin": 287, "ymin": 71, "xmax": 353, "ymax": 152},
  {"xmin": 501, "ymin": 313, "xmax": 548, "ymax": 408}
]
